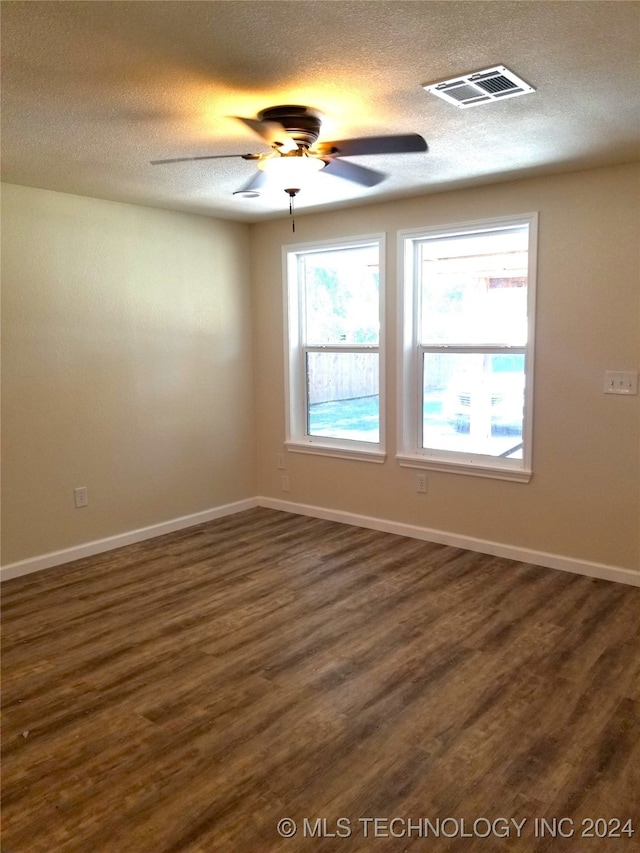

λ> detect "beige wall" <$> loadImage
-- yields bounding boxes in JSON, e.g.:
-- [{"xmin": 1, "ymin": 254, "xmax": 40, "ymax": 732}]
[
  {"xmin": 3, "ymin": 165, "xmax": 638, "ymax": 575},
  {"xmin": 252, "ymin": 164, "xmax": 640, "ymax": 572},
  {"xmin": 1, "ymin": 184, "xmax": 255, "ymax": 564}
]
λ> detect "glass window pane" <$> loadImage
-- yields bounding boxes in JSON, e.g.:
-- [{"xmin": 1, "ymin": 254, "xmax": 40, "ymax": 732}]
[
  {"xmin": 303, "ymin": 245, "xmax": 379, "ymax": 345},
  {"xmin": 420, "ymin": 227, "xmax": 528, "ymax": 345},
  {"xmin": 422, "ymin": 352, "xmax": 524, "ymax": 458},
  {"xmin": 307, "ymin": 351, "xmax": 379, "ymax": 443}
]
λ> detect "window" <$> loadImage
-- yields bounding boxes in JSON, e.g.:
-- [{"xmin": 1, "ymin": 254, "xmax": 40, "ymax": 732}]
[
  {"xmin": 398, "ymin": 215, "xmax": 537, "ymax": 481},
  {"xmin": 284, "ymin": 236, "xmax": 384, "ymax": 462}
]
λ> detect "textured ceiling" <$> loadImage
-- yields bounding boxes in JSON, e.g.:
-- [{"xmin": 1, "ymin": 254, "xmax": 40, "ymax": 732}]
[{"xmin": 2, "ymin": 1, "xmax": 639, "ymax": 221}]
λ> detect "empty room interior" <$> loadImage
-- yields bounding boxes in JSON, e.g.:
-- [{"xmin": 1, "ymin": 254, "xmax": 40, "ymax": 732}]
[{"xmin": 1, "ymin": 2, "xmax": 639, "ymax": 851}]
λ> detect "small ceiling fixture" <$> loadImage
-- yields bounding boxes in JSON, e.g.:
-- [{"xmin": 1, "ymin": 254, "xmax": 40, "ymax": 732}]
[
  {"xmin": 423, "ymin": 65, "xmax": 535, "ymax": 108},
  {"xmin": 258, "ymin": 147, "xmax": 326, "ymax": 186},
  {"xmin": 256, "ymin": 149, "xmax": 326, "ymax": 230}
]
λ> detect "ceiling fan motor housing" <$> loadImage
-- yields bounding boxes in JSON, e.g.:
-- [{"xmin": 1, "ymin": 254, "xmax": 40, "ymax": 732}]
[{"xmin": 258, "ymin": 105, "xmax": 322, "ymax": 148}]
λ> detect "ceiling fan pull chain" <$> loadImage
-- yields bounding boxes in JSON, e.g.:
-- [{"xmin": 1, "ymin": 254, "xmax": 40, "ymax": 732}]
[{"xmin": 285, "ymin": 188, "xmax": 298, "ymax": 232}]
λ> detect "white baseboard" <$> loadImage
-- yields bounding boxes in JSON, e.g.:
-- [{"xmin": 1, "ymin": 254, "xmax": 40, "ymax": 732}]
[
  {"xmin": 258, "ymin": 497, "xmax": 640, "ymax": 588},
  {"xmin": 3, "ymin": 495, "xmax": 638, "ymax": 588},
  {"xmin": 0, "ymin": 498, "xmax": 258, "ymax": 582}
]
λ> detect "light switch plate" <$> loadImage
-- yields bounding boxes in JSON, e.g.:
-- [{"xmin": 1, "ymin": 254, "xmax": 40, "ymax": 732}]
[{"xmin": 604, "ymin": 371, "xmax": 638, "ymax": 395}]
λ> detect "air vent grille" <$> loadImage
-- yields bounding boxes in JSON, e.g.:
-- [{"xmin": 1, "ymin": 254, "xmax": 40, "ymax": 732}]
[{"xmin": 423, "ymin": 66, "xmax": 535, "ymax": 108}]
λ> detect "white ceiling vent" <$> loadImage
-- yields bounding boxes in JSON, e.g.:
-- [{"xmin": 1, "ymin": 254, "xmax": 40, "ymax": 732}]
[{"xmin": 423, "ymin": 66, "xmax": 535, "ymax": 108}]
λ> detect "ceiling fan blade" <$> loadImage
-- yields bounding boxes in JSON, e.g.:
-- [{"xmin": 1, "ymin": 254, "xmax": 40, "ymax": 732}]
[
  {"xmin": 234, "ymin": 117, "xmax": 297, "ymax": 153},
  {"xmin": 317, "ymin": 133, "xmax": 428, "ymax": 157},
  {"xmin": 232, "ymin": 171, "xmax": 270, "ymax": 197},
  {"xmin": 322, "ymin": 158, "xmax": 386, "ymax": 187},
  {"xmin": 151, "ymin": 153, "xmax": 258, "ymax": 165}
]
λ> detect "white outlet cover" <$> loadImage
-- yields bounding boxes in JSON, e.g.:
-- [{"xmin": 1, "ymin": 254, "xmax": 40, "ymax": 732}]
[
  {"xmin": 74, "ymin": 486, "xmax": 88, "ymax": 507},
  {"xmin": 604, "ymin": 371, "xmax": 638, "ymax": 395}
]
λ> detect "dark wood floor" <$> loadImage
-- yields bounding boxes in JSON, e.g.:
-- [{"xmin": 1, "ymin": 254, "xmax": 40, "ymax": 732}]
[{"xmin": 2, "ymin": 508, "xmax": 639, "ymax": 853}]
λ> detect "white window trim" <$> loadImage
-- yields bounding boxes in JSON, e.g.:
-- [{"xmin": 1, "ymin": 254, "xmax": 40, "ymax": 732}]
[
  {"xmin": 283, "ymin": 234, "xmax": 386, "ymax": 463},
  {"xmin": 397, "ymin": 213, "xmax": 538, "ymax": 482}
]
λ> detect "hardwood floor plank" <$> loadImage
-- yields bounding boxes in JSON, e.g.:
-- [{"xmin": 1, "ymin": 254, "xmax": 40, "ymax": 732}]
[{"xmin": 2, "ymin": 508, "xmax": 639, "ymax": 852}]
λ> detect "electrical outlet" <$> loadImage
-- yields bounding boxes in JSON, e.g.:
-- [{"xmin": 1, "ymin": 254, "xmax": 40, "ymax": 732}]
[
  {"xmin": 416, "ymin": 473, "xmax": 427, "ymax": 494},
  {"xmin": 281, "ymin": 474, "xmax": 290, "ymax": 492},
  {"xmin": 74, "ymin": 486, "xmax": 88, "ymax": 508}
]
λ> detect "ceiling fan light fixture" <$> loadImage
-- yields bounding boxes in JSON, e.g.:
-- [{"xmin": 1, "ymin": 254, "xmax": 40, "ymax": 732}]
[
  {"xmin": 258, "ymin": 149, "xmax": 325, "ymax": 190},
  {"xmin": 154, "ymin": 104, "xmax": 426, "ymax": 210}
]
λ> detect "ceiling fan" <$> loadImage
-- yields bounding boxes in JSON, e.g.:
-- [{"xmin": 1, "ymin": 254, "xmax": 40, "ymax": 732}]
[{"xmin": 151, "ymin": 105, "xmax": 428, "ymax": 215}]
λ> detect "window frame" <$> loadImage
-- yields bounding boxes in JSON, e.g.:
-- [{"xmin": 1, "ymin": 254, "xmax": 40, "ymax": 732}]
[
  {"xmin": 283, "ymin": 234, "xmax": 386, "ymax": 463},
  {"xmin": 397, "ymin": 214, "xmax": 538, "ymax": 482}
]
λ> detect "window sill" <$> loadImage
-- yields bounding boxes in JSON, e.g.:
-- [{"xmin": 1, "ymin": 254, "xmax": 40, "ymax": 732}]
[
  {"xmin": 286, "ymin": 440, "xmax": 386, "ymax": 464},
  {"xmin": 396, "ymin": 453, "xmax": 532, "ymax": 482}
]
